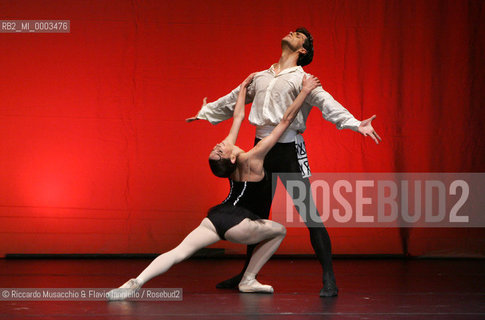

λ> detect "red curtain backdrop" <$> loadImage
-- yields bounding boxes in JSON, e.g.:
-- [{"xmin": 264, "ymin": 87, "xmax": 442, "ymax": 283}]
[{"xmin": 0, "ymin": 0, "xmax": 484, "ymax": 257}]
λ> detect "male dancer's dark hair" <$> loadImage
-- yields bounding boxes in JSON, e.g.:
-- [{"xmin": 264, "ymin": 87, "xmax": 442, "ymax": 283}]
[{"xmin": 296, "ymin": 27, "xmax": 314, "ymax": 67}]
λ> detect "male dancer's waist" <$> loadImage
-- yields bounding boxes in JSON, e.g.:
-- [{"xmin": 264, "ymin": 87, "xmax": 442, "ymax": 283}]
[{"xmin": 255, "ymin": 125, "xmax": 298, "ymax": 143}]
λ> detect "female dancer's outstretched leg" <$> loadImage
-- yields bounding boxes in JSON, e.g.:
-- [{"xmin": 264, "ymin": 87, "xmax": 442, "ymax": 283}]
[
  {"xmin": 107, "ymin": 218, "xmax": 220, "ymax": 301},
  {"xmin": 136, "ymin": 218, "xmax": 221, "ymax": 285},
  {"xmin": 107, "ymin": 218, "xmax": 285, "ymax": 300}
]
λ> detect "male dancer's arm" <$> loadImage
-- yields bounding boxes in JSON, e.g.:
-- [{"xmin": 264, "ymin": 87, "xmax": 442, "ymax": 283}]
[
  {"xmin": 186, "ymin": 75, "xmax": 257, "ymax": 124},
  {"xmin": 220, "ymin": 73, "xmax": 256, "ymax": 145},
  {"xmin": 307, "ymin": 85, "xmax": 382, "ymax": 144}
]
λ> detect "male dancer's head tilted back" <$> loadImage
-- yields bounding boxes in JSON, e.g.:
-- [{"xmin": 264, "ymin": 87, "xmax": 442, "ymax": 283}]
[{"xmin": 281, "ymin": 27, "xmax": 313, "ymax": 67}]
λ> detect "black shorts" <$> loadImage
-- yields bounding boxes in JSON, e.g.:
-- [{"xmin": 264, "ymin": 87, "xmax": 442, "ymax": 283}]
[{"xmin": 207, "ymin": 204, "xmax": 262, "ymax": 240}]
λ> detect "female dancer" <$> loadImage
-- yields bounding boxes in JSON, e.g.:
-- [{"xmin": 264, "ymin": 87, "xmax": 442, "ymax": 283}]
[{"xmin": 107, "ymin": 73, "xmax": 320, "ymax": 301}]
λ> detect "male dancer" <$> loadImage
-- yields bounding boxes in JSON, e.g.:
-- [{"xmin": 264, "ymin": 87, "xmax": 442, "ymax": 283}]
[{"xmin": 187, "ymin": 27, "xmax": 381, "ymax": 297}]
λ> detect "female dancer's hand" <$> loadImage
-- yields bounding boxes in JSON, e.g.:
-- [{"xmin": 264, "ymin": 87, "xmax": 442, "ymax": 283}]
[
  {"xmin": 240, "ymin": 73, "xmax": 256, "ymax": 89},
  {"xmin": 302, "ymin": 74, "xmax": 321, "ymax": 94}
]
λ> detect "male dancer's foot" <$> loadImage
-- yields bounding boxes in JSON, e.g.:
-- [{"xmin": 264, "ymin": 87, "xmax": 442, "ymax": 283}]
[
  {"xmin": 216, "ymin": 273, "xmax": 243, "ymax": 289},
  {"xmin": 319, "ymin": 273, "xmax": 338, "ymax": 297}
]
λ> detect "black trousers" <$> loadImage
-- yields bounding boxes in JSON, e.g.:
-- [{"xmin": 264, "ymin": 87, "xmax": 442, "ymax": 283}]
[{"xmin": 253, "ymin": 138, "xmax": 335, "ymax": 279}]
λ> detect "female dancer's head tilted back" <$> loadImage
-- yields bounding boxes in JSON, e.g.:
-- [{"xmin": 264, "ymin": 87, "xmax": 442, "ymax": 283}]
[{"xmin": 208, "ymin": 141, "xmax": 239, "ymax": 178}]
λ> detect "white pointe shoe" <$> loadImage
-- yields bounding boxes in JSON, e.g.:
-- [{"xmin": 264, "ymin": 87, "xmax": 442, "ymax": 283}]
[
  {"xmin": 238, "ymin": 278, "xmax": 274, "ymax": 293},
  {"xmin": 106, "ymin": 278, "xmax": 142, "ymax": 301}
]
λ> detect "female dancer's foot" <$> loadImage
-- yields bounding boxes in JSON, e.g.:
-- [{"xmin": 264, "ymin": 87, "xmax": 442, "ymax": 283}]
[
  {"xmin": 239, "ymin": 277, "xmax": 274, "ymax": 293},
  {"xmin": 106, "ymin": 278, "xmax": 142, "ymax": 301}
]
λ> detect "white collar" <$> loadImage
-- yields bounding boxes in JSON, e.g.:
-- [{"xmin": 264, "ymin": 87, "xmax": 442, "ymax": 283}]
[{"xmin": 269, "ymin": 64, "xmax": 303, "ymax": 76}]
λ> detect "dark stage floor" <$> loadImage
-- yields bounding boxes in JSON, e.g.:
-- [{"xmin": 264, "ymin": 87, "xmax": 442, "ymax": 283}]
[{"xmin": 0, "ymin": 257, "xmax": 484, "ymax": 319}]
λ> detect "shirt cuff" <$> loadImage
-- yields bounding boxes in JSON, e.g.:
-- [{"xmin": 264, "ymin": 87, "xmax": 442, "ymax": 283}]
[{"xmin": 338, "ymin": 119, "xmax": 361, "ymax": 131}]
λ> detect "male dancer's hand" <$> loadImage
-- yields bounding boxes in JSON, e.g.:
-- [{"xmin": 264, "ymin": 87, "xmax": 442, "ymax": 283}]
[
  {"xmin": 185, "ymin": 97, "xmax": 207, "ymax": 122},
  {"xmin": 187, "ymin": 73, "xmax": 256, "ymax": 123},
  {"xmin": 357, "ymin": 115, "xmax": 382, "ymax": 144},
  {"xmin": 185, "ymin": 116, "xmax": 198, "ymax": 122}
]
